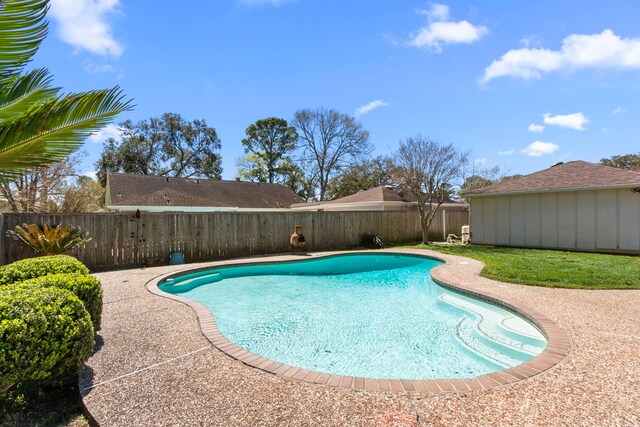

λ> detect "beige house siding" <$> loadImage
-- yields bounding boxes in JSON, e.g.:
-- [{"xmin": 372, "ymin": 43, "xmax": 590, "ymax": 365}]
[{"xmin": 469, "ymin": 188, "xmax": 640, "ymax": 253}]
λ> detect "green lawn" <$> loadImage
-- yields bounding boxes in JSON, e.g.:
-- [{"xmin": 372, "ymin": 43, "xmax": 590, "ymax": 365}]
[{"xmin": 400, "ymin": 244, "xmax": 640, "ymax": 290}]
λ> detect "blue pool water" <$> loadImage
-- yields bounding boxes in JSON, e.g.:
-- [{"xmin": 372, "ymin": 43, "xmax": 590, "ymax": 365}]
[{"xmin": 160, "ymin": 254, "xmax": 547, "ymax": 379}]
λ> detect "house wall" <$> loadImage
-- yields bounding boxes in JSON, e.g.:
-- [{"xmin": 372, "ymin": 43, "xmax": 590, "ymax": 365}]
[{"xmin": 469, "ymin": 188, "xmax": 640, "ymax": 253}]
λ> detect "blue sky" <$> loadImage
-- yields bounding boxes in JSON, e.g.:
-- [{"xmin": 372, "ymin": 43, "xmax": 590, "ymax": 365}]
[{"xmin": 35, "ymin": 0, "xmax": 640, "ymax": 180}]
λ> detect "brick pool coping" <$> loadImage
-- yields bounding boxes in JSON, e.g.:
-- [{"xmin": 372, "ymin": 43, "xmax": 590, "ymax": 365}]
[{"xmin": 146, "ymin": 249, "xmax": 570, "ymax": 394}]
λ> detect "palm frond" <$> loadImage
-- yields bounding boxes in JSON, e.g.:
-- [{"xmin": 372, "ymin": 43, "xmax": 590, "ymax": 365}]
[
  {"xmin": 0, "ymin": 0, "xmax": 49, "ymax": 78},
  {"xmin": 0, "ymin": 67, "xmax": 58, "ymax": 121},
  {"xmin": 8, "ymin": 223, "xmax": 91, "ymax": 255},
  {"xmin": 0, "ymin": 86, "xmax": 133, "ymax": 180}
]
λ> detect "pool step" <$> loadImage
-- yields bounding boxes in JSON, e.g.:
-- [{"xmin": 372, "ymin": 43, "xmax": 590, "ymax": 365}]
[
  {"xmin": 455, "ymin": 317, "xmax": 512, "ymax": 369},
  {"xmin": 497, "ymin": 316, "xmax": 548, "ymax": 347},
  {"xmin": 161, "ymin": 272, "xmax": 222, "ymax": 293},
  {"xmin": 439, "ymin": 293, "xmax": 546, "ymax": 366}
]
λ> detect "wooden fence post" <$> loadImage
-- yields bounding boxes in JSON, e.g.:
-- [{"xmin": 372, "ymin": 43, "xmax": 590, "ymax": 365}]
[{"xmin": 442, "ymin": 209, "xmax": 446, "ymax": 241}]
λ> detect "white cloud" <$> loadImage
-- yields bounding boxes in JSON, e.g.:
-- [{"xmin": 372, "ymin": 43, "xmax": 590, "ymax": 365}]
[
  {"xmin": 355, "ymin": 100, "xmax": 390, "ymax": 118},
  {"xmin": 528, "ymin": 123, "xmax": 545, "ymax": 133},
  {"xmin": 613, "ymin": 106, "xmax": 626, "ymax": 114},
  {"xmin": 382, "ymin": 32, "xmax": 401, "ymax": 46},
  {"xmin": 481, "ymin": 29, "xmax": 640, "ymax": 82},
  {"xmin": 84, "ymin": 62, "xmax": 116, "ymax": 74},
  {"xmin": 520, "ymin": 34, "xmax": 543, "ymax": 48},
  {"xmin": 474, "ymin": 157, "xmax": 487, "ymax": 165},
  {"xmin": 543, "ymin": 112, "xmax": 590, "ymax": 131},
  {"xmin": 520, "ymin": 141, "xmax": 559, "ymax": 157},
  {"xmin": 49, "ymin": 0, "xmax": 124, "ymax": 57},
  {"xmin": 88, "ymin": 124, "xmax": 120, "ymax": 143},
  {"xmin": 498, "ymin": 149, "xmax": 515, "ymax": 156},
  {"xmin": 409, "ymin": 3, "xmax": 488, "ymax": 52}
]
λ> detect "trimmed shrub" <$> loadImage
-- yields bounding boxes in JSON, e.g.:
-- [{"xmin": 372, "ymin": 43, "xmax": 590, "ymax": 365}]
[
  {"xmin": 18, "ymin": 274, "xmax": 103, "ymax": 331},
  {"xmin": 0, "ymin": 255, "xmax": 89, "ymax": 285},
  {"xmin": 0, "ymin": 284, "xmax": 94, "ymax": 393}
]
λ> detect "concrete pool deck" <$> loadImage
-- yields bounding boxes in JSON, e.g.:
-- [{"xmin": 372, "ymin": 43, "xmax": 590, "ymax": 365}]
[{"xmin": 80, "ymin": 249, "xmax": 640, "ymax": 426}]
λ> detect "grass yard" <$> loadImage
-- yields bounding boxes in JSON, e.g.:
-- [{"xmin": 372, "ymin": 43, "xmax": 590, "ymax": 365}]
[{"xmin": 402, "ymin": 244, "xmax": 640, "ymax": 289}]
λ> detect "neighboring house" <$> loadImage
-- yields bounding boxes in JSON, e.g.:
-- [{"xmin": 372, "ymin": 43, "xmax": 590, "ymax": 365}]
[
  {"xmin": 463, "ymin": 161, "xmax": 640, "ymax": 253},
  {"xmin": 290, "ymin": 185, "xmax": 467, "ymax": 212},
  {"xmin": 105, "ymin": 173, "xmax": 306, "ymax": 212}
]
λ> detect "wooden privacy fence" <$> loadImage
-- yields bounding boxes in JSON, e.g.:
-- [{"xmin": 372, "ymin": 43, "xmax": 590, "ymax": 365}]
[{"xmin": 0, "ymin": 209, "xmax": 469, "ymax": 270}]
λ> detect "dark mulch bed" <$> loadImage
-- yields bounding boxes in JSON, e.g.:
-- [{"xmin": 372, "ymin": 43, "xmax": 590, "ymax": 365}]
[{"xmin": 1, "ymin": 382, "xmax": 87, "ymax": 427}]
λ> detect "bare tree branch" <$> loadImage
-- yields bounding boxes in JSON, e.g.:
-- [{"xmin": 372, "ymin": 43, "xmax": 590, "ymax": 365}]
[
  {"xmin": 293, "ymin": 108, "xmax": 372, "ymax": 200},
  {"xmin": 394, "ymin": 135, "xmax": 468, "ymax": 244}
]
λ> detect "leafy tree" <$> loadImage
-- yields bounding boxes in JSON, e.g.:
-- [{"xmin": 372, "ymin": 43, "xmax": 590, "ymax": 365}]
[
  {"xmin": 236, "ymin": 153, "xmax": 270, "ymax": 182},
  {"xmin": 240, "ymin": 117, "xmax": 298, "ymax": 183},
  {"xmin": 458, "ymin": 166, "xmax": 520, "ymax": 197},
  {"xmin": 325, "ymin": 156, "xmax": 398, "ymax": 199},
  {"xmin": 237, "ymin": 154, "xmax": 314, "ymax": 200},
  {"xmin": 394, "ymin": 135, "xmax": 467, "ymax": 244},
  {"xmin": 600, "ymin": 153, "xmax": 640, "ymax": 171},
  {"xmin": 459, "ymin": 175, "xmax": 493, "ymax": 196},
  {"xmin": 0, "ymin": 0, "xmax": 132, "ymax": 182},
  {"xmin": 500, "ymin": 174, "xmax": 523, "ymax": 182},
  {"xmin": 459, "ymin": 166, "xmax": 503, "ymax": 196},
  {"xmin": 95, "ymin": 113, "xmax": 222, "ymax": 186},
  {"xmin": 293, "ymin": 108, "xmax": 372, "ymax": 200},
  {"xmin": 278, "ymin": 158, "xmax": 316, "ymax": 200},
  {"xmin": 59, "ymin": 176, "xmax": 105, "ymax": 212}
]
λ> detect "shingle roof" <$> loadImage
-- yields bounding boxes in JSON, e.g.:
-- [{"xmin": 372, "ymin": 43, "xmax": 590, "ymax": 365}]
[
  {"xmin": 290, "ymin": 186, "xmax": 460, "ymax": 209},
  {"xmin": 464, "ymin": 161, "xmax": 640, "ymax": 196},
  {"xmin": 331, "ymin": 186, "xmax": 418, "ymax": 203},
  {"xmin": 106, "ymin": 173, "xmax": 306, "ymax": 208},
  {"xmin": 290, "ymin": 186, "xmax": 416, "ymax": 208}
]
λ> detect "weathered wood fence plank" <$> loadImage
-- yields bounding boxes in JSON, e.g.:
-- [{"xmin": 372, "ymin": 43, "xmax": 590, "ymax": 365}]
[{"xmin": 1, "ymin": 209, "xmax": 468, "ymax": 270}]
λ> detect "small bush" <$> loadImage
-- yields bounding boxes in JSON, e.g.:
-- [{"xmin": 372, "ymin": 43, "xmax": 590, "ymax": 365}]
[
  {"xmin": 7, "ymin": 223, "xmax": 91, "ymax": 256},
  {"xmin": 0, "ymin": 284, "xmax": 94, "ymax": 393},
  {"xmin": 18, "ymin": 274, "xmax": 103, "ymax": 331},
  {"xmin": 0, "ymin": 255, "xmax": 89, "ymax": 285},
  {"xmin": 360, "ymin": 233, "xmax": 384, "ymax": 248}
]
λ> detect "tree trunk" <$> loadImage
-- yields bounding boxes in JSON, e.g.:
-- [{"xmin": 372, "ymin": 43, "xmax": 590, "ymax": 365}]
[{"xmin": 418, "ymin": 206, "xmax": 430, "ymax": 244}]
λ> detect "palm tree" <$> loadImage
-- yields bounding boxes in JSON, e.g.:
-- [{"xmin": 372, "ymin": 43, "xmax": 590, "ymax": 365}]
[{"xmin": 0, "ymin": 0, "xmax": 133, "ymax": 182}]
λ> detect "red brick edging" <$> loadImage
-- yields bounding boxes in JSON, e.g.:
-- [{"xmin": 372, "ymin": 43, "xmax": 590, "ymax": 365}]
[{"xmin": 146, "ymin": 251, "xmax": 570, "ymax": 394}]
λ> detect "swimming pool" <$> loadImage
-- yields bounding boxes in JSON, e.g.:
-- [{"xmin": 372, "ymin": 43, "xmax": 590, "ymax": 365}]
[{"xmin": 159, "ymin": 253, "xmax": 547, "ymax": 380}]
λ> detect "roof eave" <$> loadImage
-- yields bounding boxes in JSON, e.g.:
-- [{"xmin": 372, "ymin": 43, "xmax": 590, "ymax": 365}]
[{"xmin": 465, "ymin": 183, "xmax": 640, "ymax": 197}]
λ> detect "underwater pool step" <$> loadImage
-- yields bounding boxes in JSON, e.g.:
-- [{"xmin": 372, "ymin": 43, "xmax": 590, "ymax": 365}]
[
  {"xmin": 497, "ymin": 316, "xmax": 548, "ymax": 347},
  {"xmin": 439, "ymin": 293, "xmax": 545, "ymax": 362},
  {"xmin": 454, "ymin": 317, "xmax": 529, "ymax": 368},
  {"xmin": 455, "ymin": 317, "xmax": 511, "ymax": 368},
  {"xmin": 161, "ymin": 272, "xmax": 222, "ymax": 293}
]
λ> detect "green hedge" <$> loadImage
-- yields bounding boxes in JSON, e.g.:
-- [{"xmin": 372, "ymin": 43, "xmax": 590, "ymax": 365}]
[
  {"xmin": 0, "ymin": 284, "xmax": 94, "ymax": 392},
  {"xmin": 18, "ymin": 274, "xmax": 103, "ymax": 331},
  {"xmin": 0, "ymin": 255, "xmax": 89, "ymax": 285}
]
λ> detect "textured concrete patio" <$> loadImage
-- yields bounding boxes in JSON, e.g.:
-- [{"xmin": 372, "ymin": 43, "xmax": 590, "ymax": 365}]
[{"xmin": 80, "ymin": 249, "xmax": 640, "ymax": 426}]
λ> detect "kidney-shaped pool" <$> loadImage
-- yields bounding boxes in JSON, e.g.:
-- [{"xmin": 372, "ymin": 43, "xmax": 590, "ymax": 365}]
[{"xmin": 159, "ymin": 253, "xmax": 547, "ymax": 380}]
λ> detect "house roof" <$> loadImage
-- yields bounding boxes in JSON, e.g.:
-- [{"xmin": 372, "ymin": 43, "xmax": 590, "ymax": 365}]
[
  {"xmin": 290, "ymin": 186, "xmax": 416, "ymax": 209},
  {"xmin": 106, "ymin": 173, "xmax": 306, "ymax": 208},
  {"xmin": 330, "ymin": 186, "xmax": 419, "ymax": 204},
  {"xmin": 464, "ymin": 161, "xmax": 640, "ymax": 196},
  {"xmin": 290, "ymin": 186, "xmax": 460, "ymax": 209}
]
